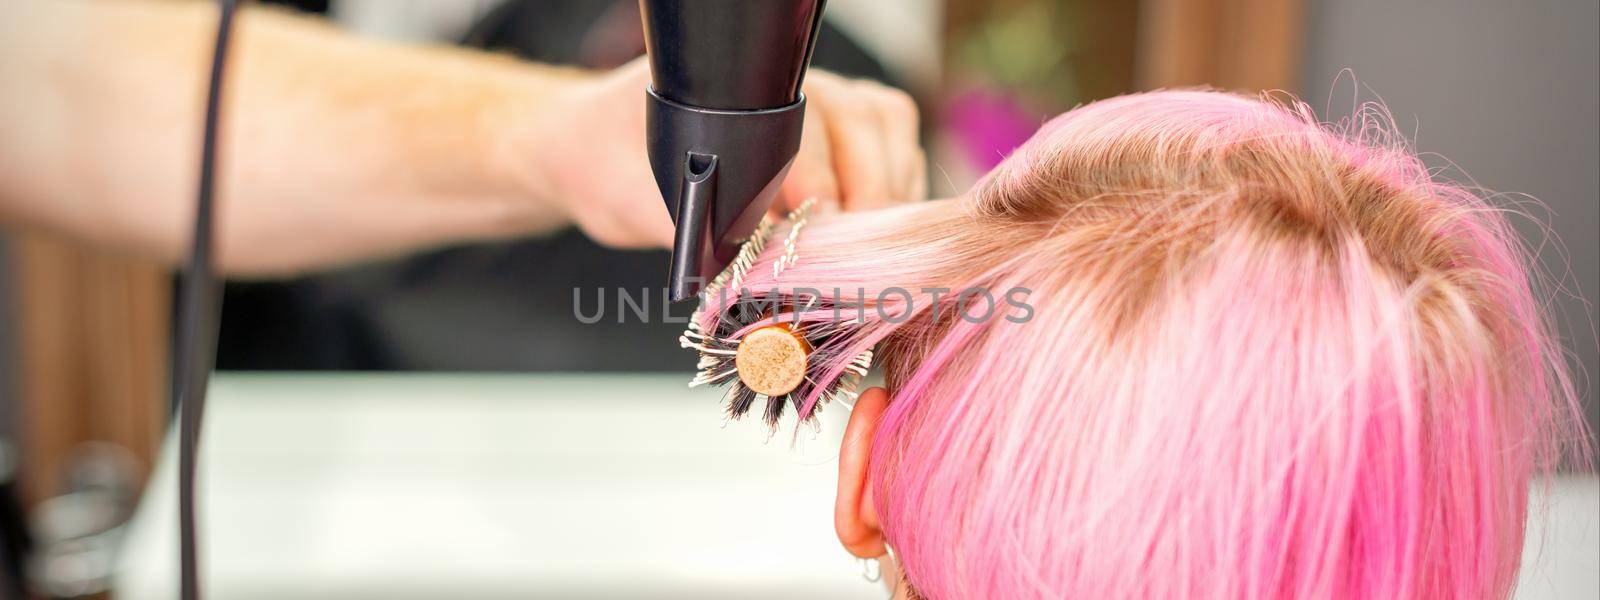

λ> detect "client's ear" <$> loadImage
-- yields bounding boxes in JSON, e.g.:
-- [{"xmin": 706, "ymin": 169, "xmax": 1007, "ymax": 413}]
[{"xmin": 835, "ymin": 387, "xmax": 888, "ymax": 558}]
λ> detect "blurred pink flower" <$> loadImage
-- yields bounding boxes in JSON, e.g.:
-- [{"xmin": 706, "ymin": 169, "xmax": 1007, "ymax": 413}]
[{"xmin": 943, "ymin": 86, "xmax": 1042, "ymax": 171}]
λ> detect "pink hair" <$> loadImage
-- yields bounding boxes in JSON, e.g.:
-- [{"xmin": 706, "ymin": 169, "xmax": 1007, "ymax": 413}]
[{"xmin": 697, "ymin": 90, "xmax": 1589, "ymax": 599}]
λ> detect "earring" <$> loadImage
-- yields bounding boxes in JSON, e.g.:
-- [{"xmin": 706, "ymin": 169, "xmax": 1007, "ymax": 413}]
[{"xmin": 860, "ymin": 556, "xmax": 882, "ymax": 583}]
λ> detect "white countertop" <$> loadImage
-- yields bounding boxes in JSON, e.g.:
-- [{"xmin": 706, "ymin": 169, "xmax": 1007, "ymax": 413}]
[
  {"xmin": 116, "ymin": 373, "xmax": 1598, "ymax": 599},
  {"xmin": 117, "ymin": 373, "xmax": 881, "ymax": 599}
]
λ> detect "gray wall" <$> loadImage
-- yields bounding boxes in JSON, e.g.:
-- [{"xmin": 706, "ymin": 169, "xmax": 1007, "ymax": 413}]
[{"xmin": 1303, "ymin": 0, "xmax": 1600, "ymax": 446}]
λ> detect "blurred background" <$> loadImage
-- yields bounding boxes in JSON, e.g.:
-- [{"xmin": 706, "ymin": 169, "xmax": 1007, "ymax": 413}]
[{"xmin": 0, "ymin": 0, "xmax": 1594, "ymax": 598}]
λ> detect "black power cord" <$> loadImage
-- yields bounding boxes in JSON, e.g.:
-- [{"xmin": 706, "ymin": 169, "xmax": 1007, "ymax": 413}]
[{"xmin": 177, "ymin": 1, "xmax": 239, "ymax": 599}]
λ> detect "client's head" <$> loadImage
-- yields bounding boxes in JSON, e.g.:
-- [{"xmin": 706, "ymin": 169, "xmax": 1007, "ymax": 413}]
[{"xmin": 697, "ymin": 90, "xmax": 1587, "ymax": 599}]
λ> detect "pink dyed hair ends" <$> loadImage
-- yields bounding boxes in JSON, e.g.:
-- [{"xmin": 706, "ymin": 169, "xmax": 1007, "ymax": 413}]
[{"xmin": 698, "ymin": 90, "xmax": 1589, "ymax": 599}]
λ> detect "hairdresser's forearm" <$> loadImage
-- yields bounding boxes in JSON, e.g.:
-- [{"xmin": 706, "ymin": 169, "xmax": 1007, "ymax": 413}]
[{"xmin": 0, "ymin": 0, "xmax": 583, "ymax": 275}]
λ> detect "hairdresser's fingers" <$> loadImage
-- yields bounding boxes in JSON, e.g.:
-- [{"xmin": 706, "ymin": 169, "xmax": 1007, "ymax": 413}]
[
  {"xmin": 904, "ymin": 155, "xmax": 928, "ymax": 204},
  {"xmin": 867, "ymin": 82, "xmax": 927, "ymax": 202},
  {"xmin": 822, "ymin": 81, "xmax": 897, "ymax": 211},
  {"xmin": 779, "ymin": 94, "xmax": 843, "ymax": 213},
  {"xmin": 781, "ymin": 71, "xmax": 923, "ymax": 213}
]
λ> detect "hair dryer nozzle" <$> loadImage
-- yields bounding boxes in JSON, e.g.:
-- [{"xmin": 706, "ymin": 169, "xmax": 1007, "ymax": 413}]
[
  {"xmin": 648, "ymin": 90, "xmax": 804, "ymax": 301},
  {"xmin": 641, "ymin": 0, "xmax": 826, "ymax": 302}
]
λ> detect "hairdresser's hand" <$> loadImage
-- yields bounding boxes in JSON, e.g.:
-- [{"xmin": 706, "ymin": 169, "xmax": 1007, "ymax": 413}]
[
  {"xmin": 785, "ymin": 69, "xmax": 928, "ymax": 214},
  {"xmin": 531, "ymin": 58, "xmax": 926, "ymax": 249}
]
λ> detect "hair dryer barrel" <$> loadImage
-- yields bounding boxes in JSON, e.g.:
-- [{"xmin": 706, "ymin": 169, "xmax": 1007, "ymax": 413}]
[{"xmin": 641, "ymin": 0, "xmax": 825, "ymax": 110}]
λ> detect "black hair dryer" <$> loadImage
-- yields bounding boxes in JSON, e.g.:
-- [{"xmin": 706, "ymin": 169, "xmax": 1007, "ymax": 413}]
[{"xmin": 641, "ymin": 0, "xmax": 827, "ymax": 301}]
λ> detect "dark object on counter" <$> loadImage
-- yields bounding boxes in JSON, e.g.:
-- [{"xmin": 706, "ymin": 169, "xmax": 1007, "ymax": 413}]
[
  {"xmin": 0, "ymin": 439, "xmax": 31, "ymax": 600},
  {"xmin": 24, "ymin": 443, "xmax": 143, "ymax": 599}
]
